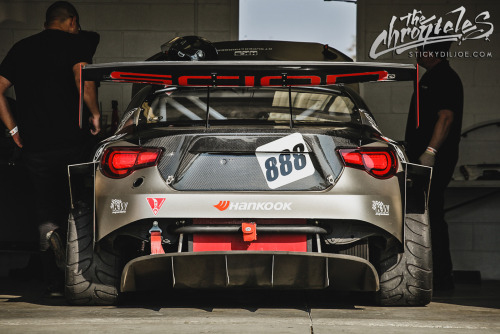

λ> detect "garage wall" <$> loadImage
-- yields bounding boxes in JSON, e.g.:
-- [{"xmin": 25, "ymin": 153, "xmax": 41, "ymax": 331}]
[
  {"xmin": 0, "ymin": 0, "xmax": 238, "ymax": 124},
  {"xmin": 356, "ymin": 0, "xmax": 500, "ymax": 165},
  {"xmin": 357, "ymin": 0, "xmax": 500, "ymax": 280}
]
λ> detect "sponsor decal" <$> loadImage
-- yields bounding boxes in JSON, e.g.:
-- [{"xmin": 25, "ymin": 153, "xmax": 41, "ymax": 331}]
[
  {"xmin": 110, "ymin": 199, "xmax": 128, "ymax": 214},
  {"xmin": 255, "ymin": 133, "xmax": 315, "ymax": 189},
  {"xmin": 214, "ymin": 201, "xmax": 230, "ymax": 211},
  {"xmin": 234, "ymin": 50, "xmax": 258, "ymax": 56},
  {"xmin": 108, "ymin": 72, "xmax": 390, "ymax": 87},
  {"xmin": 372, "ymin": 200, "xmax": 390, "ymax": 216},
  {"xmin": 369, "ymin": 6, "xmax": 494, "ymax": 60},
  {"xmin": 214, "ymin": 201, "xmax": 292, "ymax": 211},
  {"xmin": 146, "ymin": 197, "xmax": 166, "ymax": 215}
]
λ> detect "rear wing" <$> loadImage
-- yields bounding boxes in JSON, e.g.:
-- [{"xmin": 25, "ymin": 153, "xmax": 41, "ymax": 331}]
[{"xmin": 80, "ymin": 61, "xmax": 419, "ymax": 128}]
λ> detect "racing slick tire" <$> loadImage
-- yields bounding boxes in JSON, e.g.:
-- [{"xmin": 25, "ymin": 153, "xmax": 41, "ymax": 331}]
[
  {"xmin": 65, "ymin": 203, "xmax": 120, "ymax": 305},
  {"xmin": 377, "ymin": 212, "xmax": 433, "ymax": 306}
]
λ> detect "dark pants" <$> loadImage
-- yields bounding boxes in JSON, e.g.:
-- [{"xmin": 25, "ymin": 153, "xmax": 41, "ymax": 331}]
[
  {"xmin": 22, "ymin": 146, "xmax": 86, "ymax": 250},
  {"xmin": 429, "ymin": 155, "xmax": 457, "ymax": 283}
]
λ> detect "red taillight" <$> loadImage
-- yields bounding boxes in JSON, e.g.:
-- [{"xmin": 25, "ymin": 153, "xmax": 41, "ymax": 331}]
[
  {"xmin": 338, "ymin": 148, "xmax": 397, "ymax": 179},
  {"xmin": 100, "ymin": 147, "xmax": 162, "ymax": 178}
]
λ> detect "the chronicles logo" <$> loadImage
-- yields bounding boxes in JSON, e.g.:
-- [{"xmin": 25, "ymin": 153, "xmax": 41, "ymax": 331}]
[
  {"xmin": 214, "ymin": 201, "xmax": 292, "ymax": 211},
  {"xmin": 369, "ymin": 6, "xmax": 494, "ymax": 59}
]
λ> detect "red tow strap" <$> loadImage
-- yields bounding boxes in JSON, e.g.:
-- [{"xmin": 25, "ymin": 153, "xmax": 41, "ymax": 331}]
[
  {"xmin": 149, "ymin": 222, "xmax": 165, "ymax": 254},
  {"xmin": 150, "ymin": 231, "xmax": 165, "ymax": 254}
]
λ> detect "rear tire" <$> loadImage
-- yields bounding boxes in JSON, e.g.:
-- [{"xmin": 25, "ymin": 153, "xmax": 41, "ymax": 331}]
[
  {"xmin": 65, "ymin": 204, "xmax": 120, "ymax": 305},
  {"xmin": 377, "ymin": 212, "xmax": 433, "ymax": 306}
]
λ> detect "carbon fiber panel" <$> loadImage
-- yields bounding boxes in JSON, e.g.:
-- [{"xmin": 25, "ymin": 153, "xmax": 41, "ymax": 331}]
[
  {"xmin": 174, "ymin": 153, "xmax": 327, "ymax": 191},
  {"xmin": 145, "ymin": 132, "xmax": 349, "ymax": 191},
  {"xmin": 121, "ymin": 251, "xmax": 380, "ymax": 292},
  {"xmin": 145, "ymin": 136, "xmax": 185, "ymax": 178}
]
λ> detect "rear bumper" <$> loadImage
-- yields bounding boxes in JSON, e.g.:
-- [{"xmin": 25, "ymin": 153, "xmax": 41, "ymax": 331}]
[{"xmin": 120, "ymin": 251, "xmax": 379, "ymax": 292}]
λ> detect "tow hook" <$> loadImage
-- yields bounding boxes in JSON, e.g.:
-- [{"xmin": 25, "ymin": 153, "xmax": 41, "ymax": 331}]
[
  {"xmin": 149, "ymin": 221, "xmax": 165, "ymax": 254},
  {"xmin": 242, "ymin": 222, "xmax": 257, "ymax": 242}
]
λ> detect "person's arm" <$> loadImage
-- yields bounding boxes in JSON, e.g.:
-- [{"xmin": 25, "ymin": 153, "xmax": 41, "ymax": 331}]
[
  {"xmin": 429, "ymin": 109, "xmax": 454, "ymax": 150},
  {"xmin": 0, "ymin": 75, "xmax": 22, "ymax": 148},
  {"xmin": 72, "ymin": 62, "xmax": 101, "ymax": 135},
  {"xmin": 419, "ymin": 109, "xmax": 454, "ymax": 166}
]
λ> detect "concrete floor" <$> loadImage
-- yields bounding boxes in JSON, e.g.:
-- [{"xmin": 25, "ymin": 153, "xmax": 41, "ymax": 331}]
[{"xmin": 0, "ymin": 277, "xmax": 499, "ymax": 334}]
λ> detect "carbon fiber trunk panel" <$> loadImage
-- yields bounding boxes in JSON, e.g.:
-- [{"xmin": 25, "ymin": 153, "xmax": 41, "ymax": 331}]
[{"xmin": 144, "ymin": 131, "xmax": 352, "ymax": 191}]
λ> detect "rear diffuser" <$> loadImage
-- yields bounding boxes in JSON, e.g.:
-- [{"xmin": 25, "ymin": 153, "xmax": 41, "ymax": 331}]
[{"xmin": 121, "ymin": 251, "xmax": 379, "ymax": 292}]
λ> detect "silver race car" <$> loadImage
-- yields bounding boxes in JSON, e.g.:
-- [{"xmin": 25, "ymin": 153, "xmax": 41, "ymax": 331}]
[{"xmin": 66, "ymin": 43, "xmax": 432, "ymax": 306}]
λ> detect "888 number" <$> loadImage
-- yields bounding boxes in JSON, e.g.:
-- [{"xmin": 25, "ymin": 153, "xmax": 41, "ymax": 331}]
[{"xmin": 264, "ymin": 143, "xmax": 307, "ymax": 182}]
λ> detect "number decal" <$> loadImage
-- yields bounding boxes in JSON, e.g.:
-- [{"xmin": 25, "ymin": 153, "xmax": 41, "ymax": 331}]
[
  {"xmin": 279, "ymin": 149, "xmax": 293, "ymax": 176},
  {"xmin": 292, "ymin": 143, "xmax": 306, "ymax": 171},
  {"xmin": 256, "ymin": 133, "xmax": 315, "ymax": 189},
  {"xmin": 265, "ymin": 157, "xmax": 279, "ymax": 181},
  {"xmin": 263, "ymin": 146, "xmax": 307, "ymax": 181}
]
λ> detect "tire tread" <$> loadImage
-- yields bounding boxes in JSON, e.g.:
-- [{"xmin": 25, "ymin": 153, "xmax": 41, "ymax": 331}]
[
  {"xmin": 65, "ymin": 206, "xmax": 120, "ymax": 306},
  {"xmin": 378, "ymin": 212, "xmax": 433, "ymax": 306}
]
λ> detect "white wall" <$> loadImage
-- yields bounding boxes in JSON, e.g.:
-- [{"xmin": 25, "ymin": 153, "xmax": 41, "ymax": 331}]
[{"xmin": 0, "ymin": 0, "xmax": 238, "ymax": 125}]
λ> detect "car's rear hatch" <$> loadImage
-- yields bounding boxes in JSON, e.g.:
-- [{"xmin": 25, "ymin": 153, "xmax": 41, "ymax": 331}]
[{"xmin": 142, "ymin": 129, "xmax": 360, "ymax": 191}]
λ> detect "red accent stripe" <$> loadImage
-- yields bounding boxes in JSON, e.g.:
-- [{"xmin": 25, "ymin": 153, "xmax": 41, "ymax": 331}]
[
  {"xmin": 79, "ymin": 64, "xmax": 82, "ymax": 129},
  {"xmin": 244, "ymin": 76, "xmax": 255, "ymax": 86},
  {"xmin": 110, "ymin": 71, "xmax": 172, "ymax": 85},
  {"xmin": 326, "ymin": 71, "xmax": 388, "ymax": 84},
  {"xmin": 193, "ymin": 234, "xmax": 307, "ymax": 252},
  {"xmin": 287, "ymin": 75, "xmax": 321, "ymax": 86},
  {"xmin": 260, "ymin": 75, "xmax": 282, "ymax": 86},
  {"xmin": 416, "ymin": 66, "xmax": 420, "ymax": 129},
  {"xmin": 178, "ymin": 75, "xmax": 210, "ymax": 86},
  {"xmin": 192, "ymin": 219, "xmax": 307, "ymax": 252}
]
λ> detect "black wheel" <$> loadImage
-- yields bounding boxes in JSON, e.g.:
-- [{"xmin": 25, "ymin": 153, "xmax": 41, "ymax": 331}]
[
  {"xmin": 65, "ymin": 204, "xmax": 121, "ymax": 305},
  {"xmin": 377, "ymin": 212, "xmax": 433, "ymax": 306}
]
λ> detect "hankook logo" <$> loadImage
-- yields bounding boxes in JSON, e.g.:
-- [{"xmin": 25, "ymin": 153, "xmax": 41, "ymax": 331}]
[{"xmin": 214, "ymin": 201, "xmax": 292, "ymax": 211}]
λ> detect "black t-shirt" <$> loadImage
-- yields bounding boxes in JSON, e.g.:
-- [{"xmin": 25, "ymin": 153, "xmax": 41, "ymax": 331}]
[
  {"xmin": 405, "ymin": 60, "xmax": 463, "ymax": 164},
  {"xmin": 0, "ymin": 29, "xmax": 94, "ymax": 151}
]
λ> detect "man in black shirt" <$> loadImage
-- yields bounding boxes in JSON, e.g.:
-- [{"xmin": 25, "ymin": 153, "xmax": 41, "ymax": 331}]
[
  {"xmin": 0, "ymin": 1, "xmax": 100, "ymax": 294},
  {"xmin": 405, "ymin": 38, "xmax": 463, "ymax": 290}
]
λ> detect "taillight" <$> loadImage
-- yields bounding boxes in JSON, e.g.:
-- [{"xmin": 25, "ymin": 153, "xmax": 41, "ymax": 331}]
[
  {"xmin": 100, "ymin": 147, "xmax": 162, "ymax": 178},
  {"xmin": 338, "ymin": 148, "xmax": 397, "ymax": 179}
]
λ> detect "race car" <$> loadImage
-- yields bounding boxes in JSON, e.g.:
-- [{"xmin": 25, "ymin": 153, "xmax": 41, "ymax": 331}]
[{"xmin": 66, "ymin": 40, "xmax": 432, "ymax": 306}]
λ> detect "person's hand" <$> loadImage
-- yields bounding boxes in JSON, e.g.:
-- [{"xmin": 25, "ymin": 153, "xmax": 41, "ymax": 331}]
[
  {"xmin": 89, "ymin": 114, "xmax": 101, "ymax": 135},
  {"xmin": 418, "ymin": 147, "xmax": 436, "ymax": 167},
  {"xmin": 8, "ymin": 126, "xmax": 23, "ymax": 148},
  {"xmin": 12, "ymin": 132, "xmax": 23, "ymax": 148}
]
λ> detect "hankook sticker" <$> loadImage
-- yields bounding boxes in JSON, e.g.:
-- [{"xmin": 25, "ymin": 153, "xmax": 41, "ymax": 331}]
[
  {"xmin": 255, "ymin": 133, "xmax": 315, "ymax": 189},
  {"xmin": 214, "ymin": 201, "xmax": 292, "ymax": 211}
]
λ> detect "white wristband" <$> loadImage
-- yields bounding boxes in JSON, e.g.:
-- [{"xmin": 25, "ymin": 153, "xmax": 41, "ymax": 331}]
[
  {"xmin": 426, "ymin": 146, "xmax": 437, "ymax": 155},
  {"xmin": 9, "ymin": 126, "xmax": 18, "ymax": 136}
]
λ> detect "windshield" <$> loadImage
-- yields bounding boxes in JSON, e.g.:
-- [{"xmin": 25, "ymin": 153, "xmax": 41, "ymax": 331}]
[{"xmin": 136, "ymin": 87, "xmax": 359, "ymax": 126}]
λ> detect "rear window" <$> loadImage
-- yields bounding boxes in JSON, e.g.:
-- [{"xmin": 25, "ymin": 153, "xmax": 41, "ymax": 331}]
[{"xmin": 137, "ymin": 87, "xmax": 358, "ymax": 126}]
